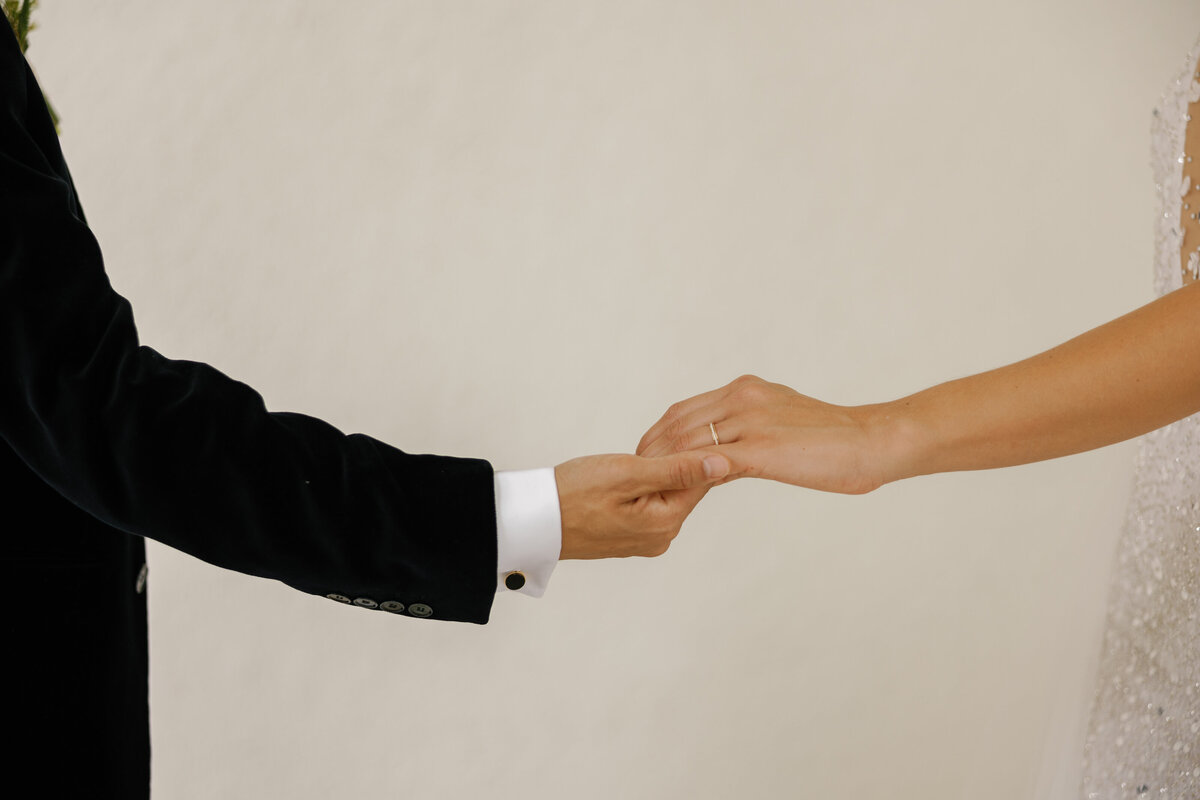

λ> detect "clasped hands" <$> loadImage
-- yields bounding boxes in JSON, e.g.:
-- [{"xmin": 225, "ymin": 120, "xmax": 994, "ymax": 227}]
[{"xmin": 557, "ymin": 375, "xmax": 894, "ymax": 560}]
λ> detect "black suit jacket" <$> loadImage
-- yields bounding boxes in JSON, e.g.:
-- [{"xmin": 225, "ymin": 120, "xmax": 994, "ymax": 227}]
[{"xmin": 0, "ymin": 24, "xmax": 497, "ymax": 798}]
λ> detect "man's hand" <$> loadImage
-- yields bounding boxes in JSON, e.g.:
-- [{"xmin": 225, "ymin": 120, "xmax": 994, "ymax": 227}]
[{"xmin": 555, "ymin": 451, "xmax": 730, "ymax": 559}]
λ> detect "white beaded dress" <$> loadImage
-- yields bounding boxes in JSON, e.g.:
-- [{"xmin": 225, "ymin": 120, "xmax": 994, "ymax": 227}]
[{"xmin": 1077, "ymin": 33, "xmax": 1200, "ymax": 800}]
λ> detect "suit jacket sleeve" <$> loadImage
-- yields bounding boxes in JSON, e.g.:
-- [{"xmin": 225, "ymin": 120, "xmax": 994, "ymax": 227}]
[{"xmin": 0, "ymin": 26, "xmax": 497, "ymax": 624}]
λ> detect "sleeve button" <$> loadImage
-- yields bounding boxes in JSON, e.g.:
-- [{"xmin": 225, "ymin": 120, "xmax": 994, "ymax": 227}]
[
  {"xmin": 504, "ymin": 571, "xmax": 526, "ymax": 591},
  {"xmin": 379, "ymin": 601, "xmax": 405, "ymax": 614},
  {"xmin": 408, "ymin": 603, "xmax": 433, "ymax": 618},
  {"xmin": 352, "ymin": 597, "xmax": 379, "ymax": 609},
  {"xmin": 326, "ymin": 594, "xmax": 352, "ymax": 604}
]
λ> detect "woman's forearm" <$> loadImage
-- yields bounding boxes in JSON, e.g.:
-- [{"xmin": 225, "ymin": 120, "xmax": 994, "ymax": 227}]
[
  {"xmin": 637, "ymin": 281, "xmax": 1200, "ymax": 494},
  {"xmin": 871, "ymin": 280, "xmax": 1200, "ymax": 482}
]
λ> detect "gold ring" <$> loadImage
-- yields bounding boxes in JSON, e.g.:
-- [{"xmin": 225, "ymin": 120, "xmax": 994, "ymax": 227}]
[{"xmin": 710, "ymin": 422, "xmax": 720, "ymax": 446}]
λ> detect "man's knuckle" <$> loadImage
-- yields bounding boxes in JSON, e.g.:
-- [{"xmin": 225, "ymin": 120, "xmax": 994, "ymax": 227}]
[{"xmin": 654, "ymin": 507, "xmax": 682, "ymax": 532}]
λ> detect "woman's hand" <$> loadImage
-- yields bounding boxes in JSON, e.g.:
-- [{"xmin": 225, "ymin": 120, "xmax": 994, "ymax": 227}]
[
  {"xmin": 636, "ymin": 375, "xmax": 895, "ymax": 495},
  {"xmin": 641, "ymin": 286, "xmax": 1200, "ymax": 493}
]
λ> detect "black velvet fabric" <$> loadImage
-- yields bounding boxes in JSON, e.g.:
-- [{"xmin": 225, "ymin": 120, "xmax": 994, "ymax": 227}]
[{"xmin": 0, "ymin": 23, "xmax": 497, "ymax": 798}]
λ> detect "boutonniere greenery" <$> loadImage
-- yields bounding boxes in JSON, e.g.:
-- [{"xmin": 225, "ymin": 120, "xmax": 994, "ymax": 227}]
[{"xmin": 4, "ymin": 0, "xmax": 60, "ymax": 130}]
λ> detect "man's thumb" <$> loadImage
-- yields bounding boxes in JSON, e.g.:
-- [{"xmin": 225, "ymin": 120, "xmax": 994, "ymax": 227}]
[
  {"xmin": 701, "ymin": 453, "xmax": 731, "ymax": 480},
  {"xmin": 641, "ymin": 451, "xmax": 730, "ymax": 493}
]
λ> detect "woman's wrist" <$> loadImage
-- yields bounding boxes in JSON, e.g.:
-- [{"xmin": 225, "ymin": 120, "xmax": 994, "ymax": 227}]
[{"xmin": 856, "ymin": 398, "xmax": 932, "ymax": 487}]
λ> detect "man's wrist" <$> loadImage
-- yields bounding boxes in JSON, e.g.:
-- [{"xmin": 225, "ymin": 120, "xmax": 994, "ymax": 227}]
[{"xmin": 493, "ymin": 468, "xmax": 562, "ymax": 597}]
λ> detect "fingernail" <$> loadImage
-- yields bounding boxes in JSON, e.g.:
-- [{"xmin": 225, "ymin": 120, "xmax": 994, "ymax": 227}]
[{"xmin": 703, "ymin": 455, "xmax": 730, "ymax": 479}]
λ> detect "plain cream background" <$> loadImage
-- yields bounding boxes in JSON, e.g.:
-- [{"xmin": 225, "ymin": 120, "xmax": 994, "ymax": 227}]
[{"xmin": 26, "ymin": 1, "xmax": 1200, "ymax": 797}]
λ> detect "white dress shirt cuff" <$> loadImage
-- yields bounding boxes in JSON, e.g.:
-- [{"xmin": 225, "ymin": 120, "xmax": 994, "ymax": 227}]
[{"xmin": 494, "ymin": 468, "xmax": 561, "ymax": 597}]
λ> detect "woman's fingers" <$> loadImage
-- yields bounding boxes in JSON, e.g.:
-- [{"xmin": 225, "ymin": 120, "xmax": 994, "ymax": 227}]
[
  {"xmin": 639, "ymin": 375, "xmax": 778, "ymax": 457},
  {"xmin": 635, "ymin": 377, "xmax": 751, "ymax": 455},
  {"xmin": 638, "ymin": 401, "xmax": 739, "ymax": 458}
]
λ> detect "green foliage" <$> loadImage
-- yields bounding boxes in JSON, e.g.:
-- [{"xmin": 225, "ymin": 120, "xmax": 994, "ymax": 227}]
[
  {"xmin": 3, "ymin": 0, "xmax": 36, "ymax": 53},
  {"xmin": 3, "ymin": 0, "xmax": 59, "ymax": 131}
]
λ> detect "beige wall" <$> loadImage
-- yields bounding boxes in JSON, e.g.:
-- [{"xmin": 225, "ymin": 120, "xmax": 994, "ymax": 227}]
[{"xmin": 31, "ymin": 2, "xmax": 1200, "ymax": 797}]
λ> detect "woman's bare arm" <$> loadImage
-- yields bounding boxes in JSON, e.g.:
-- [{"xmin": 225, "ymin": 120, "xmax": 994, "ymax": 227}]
[
  {"xmin": 877, "ymin": 279, "xmax": 1200, "ymax": 481},
  {"xmin": 637, "ymin": 280, "xmax": 1200, "ymax": 493}
]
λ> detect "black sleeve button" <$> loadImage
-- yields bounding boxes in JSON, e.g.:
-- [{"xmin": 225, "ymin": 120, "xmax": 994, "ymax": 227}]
[{"xmin": 504, "ymin": 571, "xmax": 527, "ymax": 591}]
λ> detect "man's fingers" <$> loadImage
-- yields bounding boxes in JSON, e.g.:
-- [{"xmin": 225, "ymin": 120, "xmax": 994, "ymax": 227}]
[
  {"xmin": 704, "ymin": 441, "xmax": 756, "ymax": 481},
  {"xmin": 631, "ymin": 450, "xmax": 730, "ymax": 495},
  {"xmin": 653, "ymin": 484, "xmax": 710, "ymax": 526}
]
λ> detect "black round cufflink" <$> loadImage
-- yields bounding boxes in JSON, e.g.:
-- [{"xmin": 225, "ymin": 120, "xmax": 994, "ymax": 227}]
[{"xmin": 504, "ymin": 571, "xmax": 526, "ymax": 591}]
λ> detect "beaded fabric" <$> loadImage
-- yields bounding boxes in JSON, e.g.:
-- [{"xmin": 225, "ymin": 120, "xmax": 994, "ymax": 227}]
[{"xmin": 1078, "ymin": 34, "xmax": 1200, "ymax": 799}]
